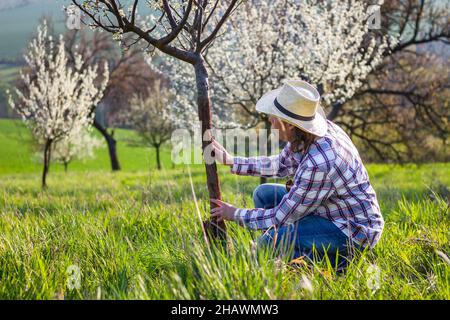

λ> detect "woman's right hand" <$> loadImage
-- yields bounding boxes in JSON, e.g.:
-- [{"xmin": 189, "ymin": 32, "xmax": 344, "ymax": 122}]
[{"xmin": 211, "ymin": 139, "xmax": 234, "ymax": 166}]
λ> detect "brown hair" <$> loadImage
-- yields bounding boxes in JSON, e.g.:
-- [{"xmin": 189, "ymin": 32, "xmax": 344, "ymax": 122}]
[{"xmin": 284, "ymin": 122, "xmax": 318, "ymax": 153}]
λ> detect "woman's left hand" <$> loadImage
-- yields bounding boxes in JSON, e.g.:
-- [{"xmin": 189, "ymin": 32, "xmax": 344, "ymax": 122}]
[{"xmin": 210, "ymin": 199, "xmax": 237, "ymax": 222}]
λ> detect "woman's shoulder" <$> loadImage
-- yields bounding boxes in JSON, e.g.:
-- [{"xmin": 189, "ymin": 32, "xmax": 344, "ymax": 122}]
[{"xmin": 303, "ymin": 137, "xmax": 337, "ymax": 171}]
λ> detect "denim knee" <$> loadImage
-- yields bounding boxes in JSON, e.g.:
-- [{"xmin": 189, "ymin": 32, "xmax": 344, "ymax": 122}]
[
  {"xmin": 252, "ymin": 183, "xmax": 287, "ymax": 209},
  {"xmin": 252, "ymin": 185, "xmax": 265, "ymax": 208}
]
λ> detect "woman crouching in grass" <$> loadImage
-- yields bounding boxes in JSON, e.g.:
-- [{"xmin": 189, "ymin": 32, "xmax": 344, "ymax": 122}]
[{"xmin": 211, "ymin": 79, "xmax": 384, "ymax": 270}]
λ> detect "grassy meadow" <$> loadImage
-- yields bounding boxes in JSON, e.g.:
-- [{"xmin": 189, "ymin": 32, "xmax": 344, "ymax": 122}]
[{"xmin": 0, "ymin": 119, "xmax": 449, "ymax": 299}]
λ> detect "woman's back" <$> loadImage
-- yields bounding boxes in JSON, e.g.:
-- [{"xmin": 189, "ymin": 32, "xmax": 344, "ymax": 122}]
[{"xmin": 303, "ymin": 121, "xmax": 384, "ymax": 248}]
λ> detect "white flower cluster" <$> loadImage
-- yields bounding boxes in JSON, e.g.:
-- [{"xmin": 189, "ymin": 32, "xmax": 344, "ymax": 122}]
[
  {"xmin": 144, "ymin": 54, "xmax": 198, "ymax": 130},
  {"xmin": 207, "ymin": 0, "xmax": 398, "ymax": 112},
  {"xmin": 123, "ymin": 79, "xmax": 175, "ymax": 142},
  {"xmin": 145, "ymin": 53, "xmax": 240, "ymax": 130},
  {"xmin": 8, "ymin": 21, "xmax": 109, "ymax": 143},
  {"xmin": 49, "ymin": 128, "xmax": 103, "ymax": 166}
]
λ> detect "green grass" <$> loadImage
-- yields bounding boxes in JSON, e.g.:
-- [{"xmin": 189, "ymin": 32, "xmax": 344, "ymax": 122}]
[
  {"xmin": 0, "ymin": 119, "xmax": 449, "ymax": 299},
  {"xmin": 0, "ymin": 119, "xmax": 174, "ymax": 174}
]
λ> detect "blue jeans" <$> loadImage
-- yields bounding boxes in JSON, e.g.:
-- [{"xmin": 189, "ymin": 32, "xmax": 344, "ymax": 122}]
[{"xmin": 253, "ymin": 183, "xmax": 358, "ymax": 269}]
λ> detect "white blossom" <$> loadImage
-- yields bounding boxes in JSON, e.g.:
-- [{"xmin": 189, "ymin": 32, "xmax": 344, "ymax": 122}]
[
  {"xmin": 7, "ymin": 21, "xmax": 109, "ymax": 187},
  {"xmin": 207, "ymin": 0, "xmax": 398, "ymax": 121},
  {"xmin": 50, "ymin": 128, "xmax": 103, "ymax": 168},
  {"xmin": 8, "ymin": 21, "xmax": 109, "ymax": 144},
  {"xmin": 145, "ymin": 53, "xmax": 241, "ymax": 130}
]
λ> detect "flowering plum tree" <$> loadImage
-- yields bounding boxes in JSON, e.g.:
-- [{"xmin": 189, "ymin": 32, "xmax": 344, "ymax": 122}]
[
  {"xmin": 124, "ymin": 80, "xmax": 175, "ymax": 170},
  {"xmin": 8, "ymin": 22, "xmax": 109, "ymax": 188},
  {"xmin": 50, "ymin": 128, "xmax": 103, "ymax": 172},
  {"xmin": 63, "ymin": 27, "xmax": 156, "ymax": 171}
]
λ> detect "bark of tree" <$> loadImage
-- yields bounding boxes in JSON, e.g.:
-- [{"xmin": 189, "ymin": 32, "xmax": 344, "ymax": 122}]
[
  {"xmin": 93, "ymin": 118, "xmax": 121, "ymax": 171},
  {"xmin": 42, "ymin": 139, "xmax": 52, "ymax": 189},
  {"xmin": 155, "ymin": 144, "xmax": 161, "ymax": 170},
  {"xmin": 194, "ymin": 56, "xmax": 227, "ymax": 240},
  {"xmin": 64, "ymin": 162, "xmax": 68, "ymax": 173},
  {"xmin": 327, "ymin": 101, "xmax": 343, "ymax": 121},
  {"xmin": 260, "ymin": 118, "xmax": 272, "ymax": 185}
]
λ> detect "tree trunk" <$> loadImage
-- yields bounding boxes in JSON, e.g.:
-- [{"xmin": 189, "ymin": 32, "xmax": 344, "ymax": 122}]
[
  {"xmin": 260, "ymin": 118, "xmax": 272, "ymax": 185},
  {"xmin": 194, "ymin": 56, "xmax": 226, "ymax": 240},
  {"xmin": 42, "ymin": 139, "xmax": 52, "ymax": 189},
  {"xmin": 93, "ymin": 118, "xmax": 121, "ymax": 171},
  {"xmin": 327, "ymin": 101, "xmax": 343, "ymax": 121},
  {"xmin": 64, "ymin": 162, "xmax": 68, "ymax": 173},
  {"xmin": 155, "ymin": 144, "xmax": 161, "ymax": 170}
]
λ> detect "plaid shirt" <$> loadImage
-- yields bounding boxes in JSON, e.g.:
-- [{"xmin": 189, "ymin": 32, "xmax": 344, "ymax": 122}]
[{"xmin": 231, "ymin": 120, "xmax": 384, "ymax": 248}]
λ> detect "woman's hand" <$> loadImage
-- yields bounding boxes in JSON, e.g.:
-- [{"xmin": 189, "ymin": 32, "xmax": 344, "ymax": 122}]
[
  {"xmin": 210, "ymin": 199, "xmax": 237, "ymax": 222},
  {"xmin": 211, "ymin": 139, "xmax": 234, "ymax": 166}
]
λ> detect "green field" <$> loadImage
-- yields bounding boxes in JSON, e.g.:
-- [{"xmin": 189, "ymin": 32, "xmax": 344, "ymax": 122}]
[
  {"xmin": 0, "ymin": 119, "xmax": 449, "ymax": 299},
  {"xmin": 0, "ymin": 119, "xmax": 175, "ymax": 175}
]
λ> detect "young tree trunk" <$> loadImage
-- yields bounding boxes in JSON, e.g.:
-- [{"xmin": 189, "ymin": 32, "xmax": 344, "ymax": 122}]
[
  {"xmin": 260, "ymin": 118, "xmax": 272, "ymax": 185},
  {"xmin": 64, "ymin": 162, "xmax": 68, "ymax": 173},
  {"xmin": 194, "ymin": 56, "xmax": 227, "ymax": 240},
  {"xmin": 93, "ymin": 118, "xmax": 121, "ymax": 171},
  {"xmin": 42, "ymin": 139, "xmax": 52, "ymax": 189},
  {"xmin": 155, "ymin": 144, "xmax": 161, "ymax": 170},
  {"xmin": 327, "ymin": 101, "xmax": 343, "ymax": 121}
]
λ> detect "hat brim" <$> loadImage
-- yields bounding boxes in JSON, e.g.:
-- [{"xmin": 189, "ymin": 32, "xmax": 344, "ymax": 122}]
[{"xmin": 256, "ymin": 88, "xmax": 328, "ymax": 137}]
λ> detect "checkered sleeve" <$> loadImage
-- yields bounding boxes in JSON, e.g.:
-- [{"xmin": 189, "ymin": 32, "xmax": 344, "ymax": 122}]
[
  {"xmin": 234, "ymin": 165, "xmax": 333, "ymax": 230},
  {"xmin": 230, "ymin": 143, "xmax": 295, "ymax": 178}
]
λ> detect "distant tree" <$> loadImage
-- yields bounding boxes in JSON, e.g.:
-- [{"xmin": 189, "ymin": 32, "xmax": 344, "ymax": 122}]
[
  {"xmin": 8, "ymin": 22, "xmax": 108, "ymax": 188},
  {"xmin": 209, "ymin": 0, "xmax": 391, "ymax": 122},
  {"xmin": 346, "ymin": 47, "xmax": 450, "ymax": 162},
  {"xmin": 50, "ymin": 128, "xmax": 103, "ymax": 172},
  {"xmin": 124, "ymin": 80, "xmax": 175, "ymax": 170},
  {"xmin": 63, "ymin": 27, "xmax": 157, "ymax": 171}
]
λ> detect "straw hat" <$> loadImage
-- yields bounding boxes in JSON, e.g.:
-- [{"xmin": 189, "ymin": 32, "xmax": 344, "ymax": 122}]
[{"xmin": 256, "ymin": 79, "xmax": 328, "ymax": 137}]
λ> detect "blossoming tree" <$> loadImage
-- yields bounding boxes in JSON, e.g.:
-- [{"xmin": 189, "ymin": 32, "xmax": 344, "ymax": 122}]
[
  {"xmin": 49, "ymin": 128, "xmax": 103, "ymax": 172},
  {"xmin": 63, "ymin": 27, "xmax": 156, "ymax": 171},
  {"xmin": 71, "ymin": 0, "xmax": 242, "ymax": 238},
  {"xmin": 8, "ymin": 22, "xmax": 109, "ymax": 188},
  {"xmin": 146, "ymin": 53, "xmax": 239, "ymax": 131},
  {"xmin": 124, "ymin": 80, "xmax": 175, "ymax": 170},
  {"xmin": 206, "ymin": 0, "xmax": 393, "ymax": 142}
]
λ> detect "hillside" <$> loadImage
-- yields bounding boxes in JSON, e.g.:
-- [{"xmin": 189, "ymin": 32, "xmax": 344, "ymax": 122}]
[{"xmin": 0, "ymin": 0, "xmax": 65, "ymax": 59}]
